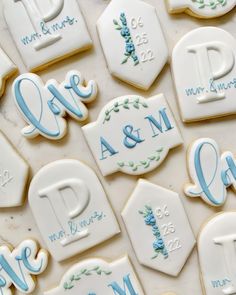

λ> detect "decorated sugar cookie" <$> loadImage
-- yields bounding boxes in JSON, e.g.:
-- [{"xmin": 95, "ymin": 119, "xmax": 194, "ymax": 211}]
[
  {"xmin": 13, "ymin": 70, "xmax": 98, "ymax": 140},
  {"xmin": 29, "ymin": 159, "xmax": 120, "ymax": 262},
  {"xmin": 82, "ymin": 94, "xmax": 182, "ymax": 176},
  {"xmin": 0, "ymin": 47, "xmax": 17, "ymax": 97},
  {"xmin": 0, "ymin": 131, "xmax": 29, "ymax": 207},
  {"xmin": 97, "ymin": 0, "xmax": 168, "ymax": 90},
  {"xmin": 185, "ymin": 138, "xmax": 236, "ymax": 207},
  {"xmin": 0, "ymin": 239, "xmax": 48, "ymax": 295},
  {"xmin": 167, "ymin": 0, "xmax": 236, "ymax": 18},
  {"xmin": 4, "ymin": 0, "xmax": 92, "ymax": 71},
  {"xmin": 122, "ymin": 179, "xmax": 195, "ymax": 276},
  {"xmin": 44, "ymin": 256, "xmax": 144, "ymax": 295},
  {"xmin": 172, "ymin": 27, "xmax": 236, "ymax": 122},
  {"xmin": 198, "ymin": 212, "xmax": 236, "ymax": 295}
]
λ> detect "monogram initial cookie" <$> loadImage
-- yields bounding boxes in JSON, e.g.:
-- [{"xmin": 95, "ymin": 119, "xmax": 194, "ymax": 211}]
[
  {"xmin": 29, "ymin": 159, "xmax": 120, "ymax": 261},
  {"xmin": 4, "ymin": 0, "xmax": 92, "ymax": 71},
  {"xmin": 82, "ymin": 94, "xmax": 182, "ymax": 176}
]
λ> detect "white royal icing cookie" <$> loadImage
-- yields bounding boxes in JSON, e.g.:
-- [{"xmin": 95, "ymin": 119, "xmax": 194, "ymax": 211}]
[
  {"xmin": 82, "ymin": 94, "xmax": 183, "ymax": 176},
  {"xmin": 122, "ymin": 179, "xmax": 195, "ymax": 276},
  {"xmin": 0, "ymin": 47, "xmax": 17, "ymax": 97},
  {"xmin": 0, "ymin": 131, "xmax": 29, "ymax": 208},
  {"xmin": 4, "ymin": 0, "xmax": 92, "ymax": 71},
  {"xmin": 172, "ymin": 27, "xmax": 236, "ymax": 122},
  {"xmin": 167, "ymin": 0, "xmax": 236, "ymax": 18},
  {"xmin": 0, "ymin": 239, "xmax": 48, "ymax": 295},
  {"xmin": 97, "ymin": 0, "xmax": 168, "ymax": 90},
  {"xmin": 198, "ymin": 212, "xmax": 236, "ymax": 295},
  {"xmin": 13, "ymin": 70, "xmax": 98, "ymax": 140},
  {"xmin": 28, "ymin": 159, "xmax": 120, "ymax": 262},
  {"xmin": 44, "ymin": 256, "xmax": 144, "ymax": 295},
  {"xmin": 185, "ymin": 138, "xmax": 236, "ymax": 207}
]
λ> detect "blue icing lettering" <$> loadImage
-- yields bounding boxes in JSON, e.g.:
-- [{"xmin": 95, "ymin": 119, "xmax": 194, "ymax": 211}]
[
  {"xmin": 0, "ymin": 254, "xmax": 29, "ymax": 291},
  {"xmin": 21, "ymin": 16, "xmax": 77, "ymax": 46},
  {"xmin": 48, "ymin": 211, "xmax": 106, "ymax": 243},
  {"xmin": 123, "ymin": 125, "xmax": 144, "ymax": 149},
  {"xmin": 14, "ymin": 71, "xmax": 97, "ymax": 139},
  {"xmin": 222, "ymin": 155, "xmax": 236, "ymax": 187},
  {"xmin": 108, "ymin": 274, "xmax": 138, "ymax": 295},
  {"xmin": 100, "ymin": 137, "xmax": 118, "ymax": 160},
  {"xmin": 184, "ymin": 78, "xmax": 236, "ymax": 97},
  {"xmin": 211, "ymin": 278, "xmax": 231, "ymax": 288},
  {"xmin": 0, "ymin": 246, "xmax": 44, "ymax": 293},
  {"xmin": 190, "ymin": 141, "xmax": 224, "ymax": 205},
  {"xmin": 65, "ymin": 74, "xmax": 95, "ymax": 99},
  {"xmin": 16, "ymin": 247, "xmax": 43, "ymax": 273},
  {"xmin": 47, "ymin": 84, "xmax": 84, "ymax": 118},
  {"xmin": 14, "ymin": 78, "xmax": 60, "ymax": 138},
  {"xmin": 145, "ymin": 108, "xmax": 174, "ymax": 137}
]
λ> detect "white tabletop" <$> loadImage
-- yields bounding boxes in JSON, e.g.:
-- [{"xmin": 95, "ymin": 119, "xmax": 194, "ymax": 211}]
[{"xmin": 0, "ymin": 0, "xmax": 235, "ymax": 294}]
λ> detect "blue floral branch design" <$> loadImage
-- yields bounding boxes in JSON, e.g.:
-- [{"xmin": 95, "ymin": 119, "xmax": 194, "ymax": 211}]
[
  {"xmin": 113, "ymin": 13, "xmax": 139, "ymax": 66},
  {"xmin": 139, "ymin": 205, "xmax": 168, "ymax": 259}
]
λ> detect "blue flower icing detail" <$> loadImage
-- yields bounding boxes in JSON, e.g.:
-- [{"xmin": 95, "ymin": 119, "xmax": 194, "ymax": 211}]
[
  {"xmin": 139, "ymin": 205, "xmax": 168, "ymax": 259},
  {"xmin": 153, "ymin": 239, "xmax": 164, "ymax": 250},
  {"xmin": 113, "ymin": 13, "xmax": 139, "ymax": 66},
  {"xmin": 121, "ymin": 27, "xmax": 130, "ymax": 37}
]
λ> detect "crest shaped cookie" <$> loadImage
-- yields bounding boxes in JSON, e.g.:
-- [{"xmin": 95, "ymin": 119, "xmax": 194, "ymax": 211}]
[
  {"xmin": 97, "ymin": 0, "xmax": 168, "ymax": 90},
  {"xmin": 172, "ymin": 27, "xmax": 236, "ymax": 122},
  {"xmin": 0, "ymin": 132, "xmax": 29, "ymax": 207},
  {"xmin": 185, "ymin": 138, "xmax": 236, "ymax": 207},
  {"xmin": 29, "ymin": 159, "xmax": 120, "ymax": 262},
  {"xmin": 167, "ymin": 0, "xmax": 236, "ymax": 18},
  {"xmin": 13, "ymin": 70, "xmax": 98, "ymax": 140},
  {"xmin": 122, "ymin": 180, "xmax": 195, "ymax": 276},
  {"xmin": 82, "ymin": 94, "xmax": 182, "ymax": 176},
  {"xmin": 0, "ymin": 47, "xmax": 17, "ymax": 97},
  {"xmin": 198, "ymin": 212, "xmax": 236, "ymax": 295},
  {"xmin": 44, "ymin": 256, "xmax": 144, "ymax": 295},
  {"xmin": 4, "ymin": 0, "xmax": 92, "ymax": 71},
  {"xmin": 0, "ymin": 239, "xmax": 48, "ymax": 295}
]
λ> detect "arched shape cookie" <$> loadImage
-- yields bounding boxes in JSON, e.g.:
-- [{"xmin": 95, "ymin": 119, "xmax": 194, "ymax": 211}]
[
  {"xmin": 44, "ymin": 256, "xmax": 144, "ymax": 295},
  {"xmin": 122, "ymin": 179, "xmax": 195, "ymax": 276},
  {"xmin": 82, "ymin": 94, "xmax": 182, "ymax": 176},
  {"xmin": 0, "ymin": 239, "xmax": 48, "ymax": 295},
  {"xmin": 198, "ymin": 212, "xmax": 236, "ymax": 295},
  {"xmin": 172, "ymin": 27, "xmax": 236, "ymax": 122},
  {"xmin": 13, "ymin": 70, "xmax": 98, "ymax": 140},
  {"xmin": 0, "ymin": 131, "xmax": 29, "ymax": 207},
  {"xmin": 4, "ymin": 0, "xmax": 92, "ymax": 71},
  {"xmin": 185, "ymin": 138, "xmax": 236, "ymax": 207},
  {"xmin": 28, "ymin": 159, "xmax": 120, "ymax": 262},
  {"xmin": 0, "ymin": 47, "xmax": 17, "ymax": 97},
  {"xmin": 97, "ymin": 0, "xmax": 168, "ymax": 90},
  {"xmin": 167, "ymin": 0, "xmax": 236, "ymax": 18}
]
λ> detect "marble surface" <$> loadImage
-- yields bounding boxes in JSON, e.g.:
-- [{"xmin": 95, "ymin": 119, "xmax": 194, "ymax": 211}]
[{"xmin": 0, "ymin": 0, "xmax": 235, "ymax": 294}]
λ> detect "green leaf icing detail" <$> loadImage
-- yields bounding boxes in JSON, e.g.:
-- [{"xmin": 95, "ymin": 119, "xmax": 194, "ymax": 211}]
[
  {"xmin": 191, "ymin": 0, "xmax": 227, "ymax": 9},
  {"xmin": 103, "ymin": 98, "xmax": 149, "ymax": 124},
  {"xmin": 63, "ymin": 266, "xmax": 112, "ymax": 290},
  {"xmin": 117, "ymin": 148, "xmax": 163, "ymax": 172}
]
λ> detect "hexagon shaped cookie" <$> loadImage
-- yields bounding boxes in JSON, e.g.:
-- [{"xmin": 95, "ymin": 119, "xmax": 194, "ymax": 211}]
[
  {"xmin": 97, "ymin": 0, "xmax": 168, "ymax": 90},
  {"xmin": 122, "ymin": 179, "xmax": 196, "ymax": 276},
  {"xmin": 0, "ymin": 132, "xmax": 29, "ymax": 207}
]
